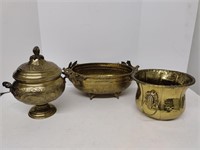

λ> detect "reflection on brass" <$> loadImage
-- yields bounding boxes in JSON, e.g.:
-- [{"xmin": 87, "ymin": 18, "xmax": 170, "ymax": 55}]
[
  {"xmin": 1, "ymin": 46, "xmax": 66, "ymax": 119},
  {"xmin": 133, "ymin": 69, "xmax": 195, "ymax": 120},
  {"xmin": 63, "ymin": 61, "xmax": 139, "ymax": 99}
]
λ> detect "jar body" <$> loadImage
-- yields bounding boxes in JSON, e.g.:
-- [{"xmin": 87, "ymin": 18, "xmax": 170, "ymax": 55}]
[
  {"xmin": 133, "ymin": 69, "xmax": 195, "ymax": 120},
  {"xmin": 11, "ymin": 77, "xmax": 65, "ymax": 105},
  {"xmin": 136, "ymin": 83, "xmax": 187, "ymax": 120}
]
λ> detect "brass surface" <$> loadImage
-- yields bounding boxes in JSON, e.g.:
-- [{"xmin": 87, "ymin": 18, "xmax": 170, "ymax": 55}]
[
  {"xmin": 28, "ymin": 104, "xmax": 57, "ymax": 119},
  {"xmin": 133, "ymin": 69, "xmax": 195, "ymax": 120},
  {"xmin": 2, "ymin": 46, "xmax": 65, "ymax": 119},
  {"xmin": 63, "ymin": 61, "xmax": 139, "ymax": 99}
]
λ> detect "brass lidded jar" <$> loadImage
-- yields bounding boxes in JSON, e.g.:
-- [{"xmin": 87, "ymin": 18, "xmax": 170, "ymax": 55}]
[{"xmin": 2, "ymin": 46, "xmax": 66, "ymax": 119}]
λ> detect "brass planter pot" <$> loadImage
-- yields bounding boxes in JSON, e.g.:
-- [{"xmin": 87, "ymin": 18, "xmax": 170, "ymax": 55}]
[
  {"xmin": 133, "ymin": 69, "xmax": 195, "ymax": 120},
  {"xmin": 63, "ymin": 61, "xmax": 139, "ymax": 99},
  {"xmin": 1, "ymin": 47, "xmax": 66, "ymax": 119}
]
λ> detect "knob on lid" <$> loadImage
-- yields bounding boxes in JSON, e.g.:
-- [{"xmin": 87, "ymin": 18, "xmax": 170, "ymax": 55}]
[
  {"xmin": 13, "ymin": 46, "xmax": 62, "ymax": 83},
  {"xmin": 30, "ymin": 46, "xmax": 44, "ymax": 60}
]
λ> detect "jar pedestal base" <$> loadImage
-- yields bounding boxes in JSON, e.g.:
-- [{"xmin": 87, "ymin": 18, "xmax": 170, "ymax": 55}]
[{"xmin": 28, "ymin": 104, "xmax": 56, "ymax": 119}]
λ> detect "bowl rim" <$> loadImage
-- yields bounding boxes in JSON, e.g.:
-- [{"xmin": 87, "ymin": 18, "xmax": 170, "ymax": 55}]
[
  {"xmin": 70, "ymin": 62, "xmax": 135, "ymax": 79},
  {"xmin": 133, "ymin": 68, "xmax": 196, "ymax": 87}
]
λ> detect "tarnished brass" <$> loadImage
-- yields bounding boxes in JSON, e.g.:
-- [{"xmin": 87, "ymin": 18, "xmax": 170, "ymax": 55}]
[
  {"xmin": 63, "ymin": 61, "xmax": 139, "ymax": 99},
  {"xmin": 133, "ymin": 69, "xmax": 195, "ymax": 120},
  {"xmin": 1, "ymin": 46, "xmax": 66, "ymax": 119}
]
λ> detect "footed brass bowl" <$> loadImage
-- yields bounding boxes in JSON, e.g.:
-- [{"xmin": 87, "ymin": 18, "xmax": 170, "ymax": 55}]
[
  {"xmin": 133, "ymin": 69, "xmax": 195, "ymax": 120},
  {"xmin": 63, "ymin": 61, "xmax": 139, "ymax": 99}
]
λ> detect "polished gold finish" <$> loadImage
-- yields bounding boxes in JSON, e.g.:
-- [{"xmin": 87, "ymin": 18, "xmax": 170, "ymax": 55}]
[
  {"xmin": 2, "ymin": 46, "xmax": 65, "ymax": 119},
  {"xmin": 133, "ymin": 69, "xmax": 195, "ymax": 120},
  {"xmin": 64, "ymin": 61, "xmax": 139, "ymax": 99}
]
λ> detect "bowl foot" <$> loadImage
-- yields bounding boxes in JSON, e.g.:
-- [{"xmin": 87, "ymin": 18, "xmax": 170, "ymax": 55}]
[
  {"xmin": 28, "ymin": 104, "xmax": 57, "ymax": 119},
  {"xmin": 88, "ymin": 92, "xmax": 121, "ymax": 100},
  {"xmin": 114, "ymin": 92, "xmax": 121, "ymax": 99},
  {"xmin": 88, "ymin": 94, "xmax": 95, "ymax": 100}
]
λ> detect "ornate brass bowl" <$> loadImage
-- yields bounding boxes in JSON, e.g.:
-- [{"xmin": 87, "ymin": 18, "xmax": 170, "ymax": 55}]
[
  {"xmin": 1, "ymin": 47, "xmax": 66, "ymax": 119},
  {"xmin": 133, "ymin": 69, "xmax": 195, "ymax": 120},
  {"xmin": 63, "ymin": 61, "xmax": 139, "ymax": 99}
]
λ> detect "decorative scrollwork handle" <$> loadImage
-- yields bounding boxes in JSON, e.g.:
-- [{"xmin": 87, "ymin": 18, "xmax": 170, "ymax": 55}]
[
  {"xmin": 63, "ymin": 61, "xmax": 78, "ymax": 79},
  {"xmin": 0, "ymin": 81, "xmax": 12, "ymax": 96},
  {"xmin": 121, "ymin": 60, "xmax": 139, "ymax": 80},
  {"xmin": 2, "ymin": 82, "xmax": 12, "ymax": 89},
  {"xmin": 0, "ymin": 91, "xmax": 10, "ymax": 96},
  {"xmin": 63, "ymin": 61, "xmax": 86, "ymax": 85},
  {"xmin": 68, "ymin": 61, "xmax": 77, "ymax": 69}
]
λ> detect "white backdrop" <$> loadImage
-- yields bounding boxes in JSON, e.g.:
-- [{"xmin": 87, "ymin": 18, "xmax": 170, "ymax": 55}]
[
  {"xmin": 38, "ymin": 1, "xmax": 141, "ymax": 66},
  {"xmin": 188, "ymin": 1, "xmax": 200, "ymax": 95},
  {"xmin": 0, "ymin": 1, "xmax": 200, "ymax": 150},
  {"xmin": 0, "ymin": 0, "xmax": 199, "ymax": 85},
  {"xmin": 0, "ymin": 0, "xmax": 2, "ymax": 91},
  {"xmin": 1, "ymin": 0, "xmax": 41, "ymax": 85},
  {"xmin": 37, "ymin": 0, "xmax": 199, "ymax": 72}
]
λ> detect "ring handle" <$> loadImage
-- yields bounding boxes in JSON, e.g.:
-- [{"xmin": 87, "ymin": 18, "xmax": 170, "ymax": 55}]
[
  {"xmin": 0, "ymin": 81, "xmax": 12, "ymax": 96},
  {"xmin": 2, "ymin": 81, "xmax": 12, "ymax": 89}
]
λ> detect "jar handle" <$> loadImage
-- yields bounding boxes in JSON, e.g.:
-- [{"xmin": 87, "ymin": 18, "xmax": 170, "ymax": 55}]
[{"xmin": 0, "ymin": 81, "xmax": 12, "ymax": 96}]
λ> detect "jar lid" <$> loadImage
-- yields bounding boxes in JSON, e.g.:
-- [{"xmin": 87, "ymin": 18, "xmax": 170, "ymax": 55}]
[{"xmin": 13, "ymin": 46, "xmax": 62, "ymax": 83}]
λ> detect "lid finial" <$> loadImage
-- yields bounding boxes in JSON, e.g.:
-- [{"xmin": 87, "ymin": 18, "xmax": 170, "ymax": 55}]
[
  {"xmin": 30, "ymin": 46, "xmax": 44, "ymax": 60},
  {"xmin": 33, "ymin": 46, "xmax": 40, "ymax": 55}
]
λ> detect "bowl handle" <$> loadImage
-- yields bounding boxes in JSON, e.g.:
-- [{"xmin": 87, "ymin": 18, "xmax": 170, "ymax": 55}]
[
  {"xmin": 121, "ymin": 61, "xmax": 139, "ymax": 80},
  {"xmin": 63, "ymin": 61, "xmax": 86, "ymax": 85}
]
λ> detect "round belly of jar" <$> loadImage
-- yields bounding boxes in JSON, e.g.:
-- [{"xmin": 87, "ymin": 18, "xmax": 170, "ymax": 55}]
[{"xmin": 11, "ymin": 77, "xmax": 65, "ymax": 105}]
